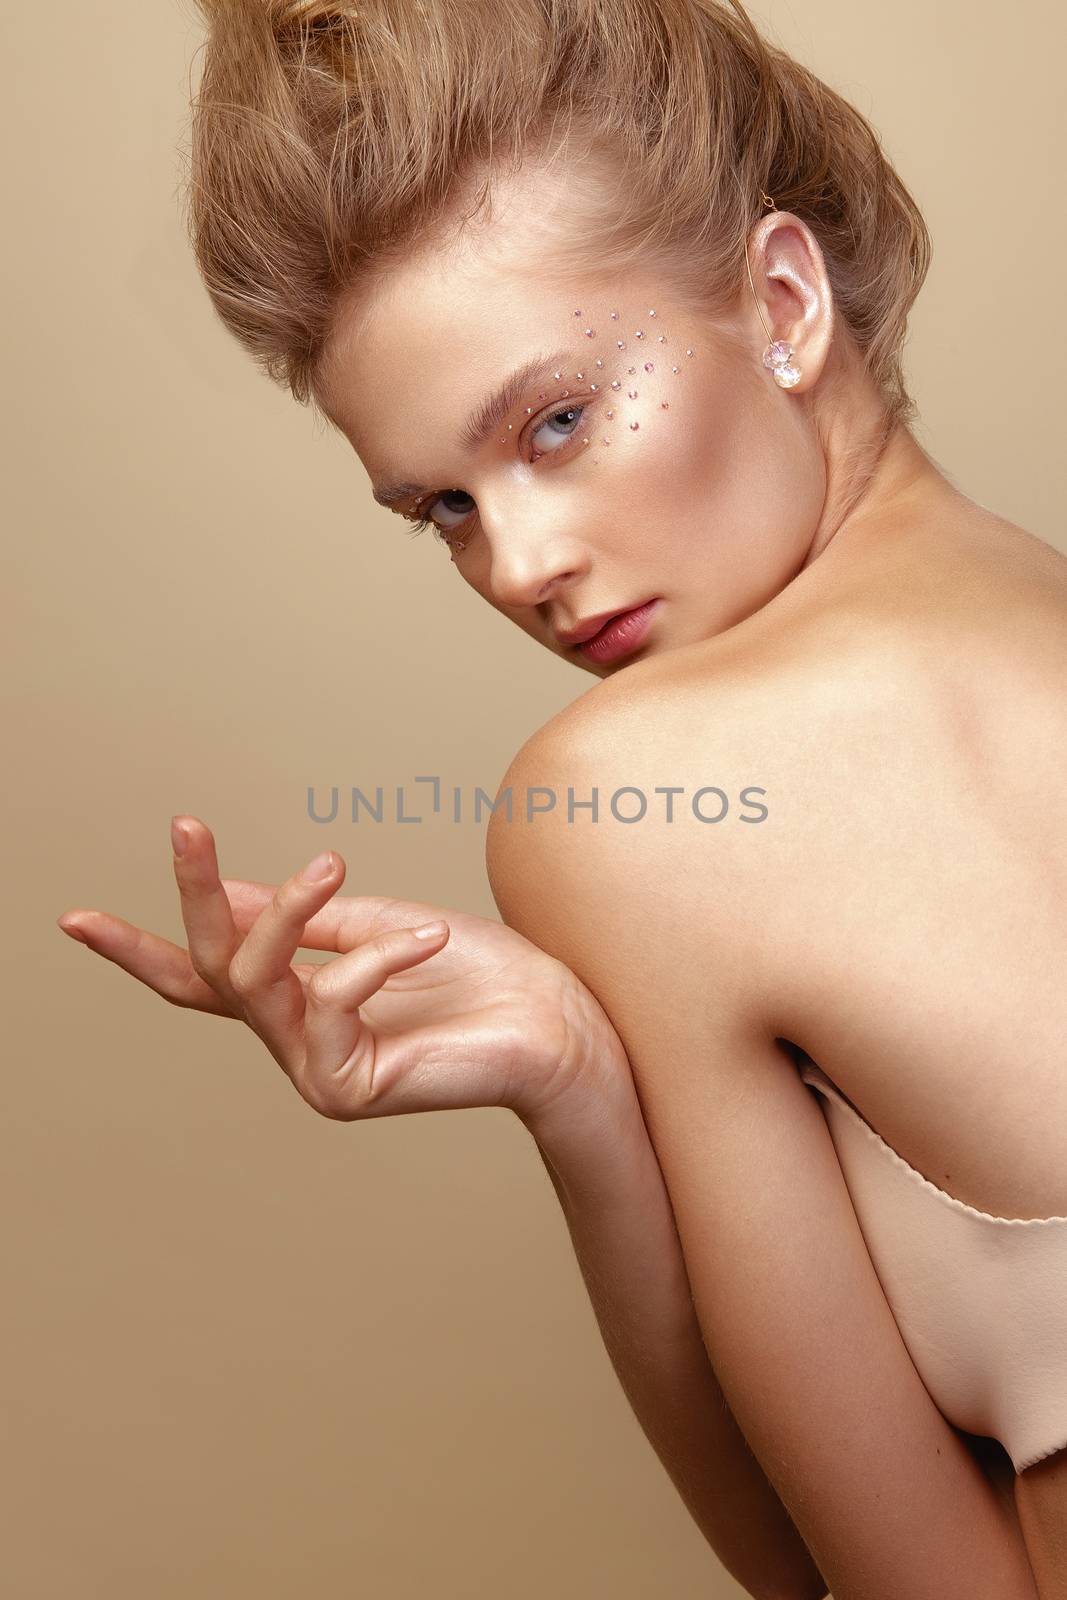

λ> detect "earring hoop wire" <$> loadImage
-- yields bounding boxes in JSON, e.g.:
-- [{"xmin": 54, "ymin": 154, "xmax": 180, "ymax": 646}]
[{"xmin": 745, "ymin": 243, "xmax": 776, "ymax": 348}]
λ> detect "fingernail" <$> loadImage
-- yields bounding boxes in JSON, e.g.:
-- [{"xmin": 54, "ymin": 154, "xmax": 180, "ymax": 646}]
[
  {"xmin": 171, "ymin": 818, "xmax": 189, "ymax": 857},
  {"xmin": 300, "ymin": 850, "xmax": 335, "ymax": 883},
  {"xmin": 59, "ymin": 920, "xmax": 89, "ymax": 944},
  {"xmin": 412, "ymin": 919, "xmax": 447, "ymax": 940}
]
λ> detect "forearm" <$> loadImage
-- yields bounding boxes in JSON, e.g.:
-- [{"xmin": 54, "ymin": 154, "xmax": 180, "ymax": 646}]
[{"xmin": 523, "ymin": 1068, "xmax": 828, "ymax": 1600}]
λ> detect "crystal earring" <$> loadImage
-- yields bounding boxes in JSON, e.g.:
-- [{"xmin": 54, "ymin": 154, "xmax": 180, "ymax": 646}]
[
  {"xmin": 744, "ymin": 212, "xmax": 803, "ymax": 391},
  {"xmin": 762, "ymin": 340, "xmax": 802, "ymax": 388}
]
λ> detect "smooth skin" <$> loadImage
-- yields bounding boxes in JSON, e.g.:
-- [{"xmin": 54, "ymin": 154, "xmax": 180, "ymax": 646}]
[
  {"xmin": 485, "ymin": 624, "xmax": 1062, "ymax": 1600},
  {"xmin": 318, "ymin": 149, "xmax": 1067, "ymax": 1595}
]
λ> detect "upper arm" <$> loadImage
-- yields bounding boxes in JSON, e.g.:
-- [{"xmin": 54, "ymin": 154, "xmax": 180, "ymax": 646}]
[{"xmin": 486, "ymin": 695, "xmax": 1037, "ymax": 1600}]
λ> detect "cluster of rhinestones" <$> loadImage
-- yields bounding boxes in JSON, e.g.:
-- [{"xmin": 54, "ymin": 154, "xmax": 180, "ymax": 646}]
[
  {"xmin": 444, "ymin": 310, "xmax": 788, "ymax": 557},
  {"xmin": 762, "ymin": 340, "xmax": 801, "ymax": 389}
]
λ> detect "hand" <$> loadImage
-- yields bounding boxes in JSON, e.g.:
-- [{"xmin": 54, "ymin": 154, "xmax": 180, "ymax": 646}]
[{"xmin": 56, "ymin": 815, "xmax": 627, "ymax": 1127}]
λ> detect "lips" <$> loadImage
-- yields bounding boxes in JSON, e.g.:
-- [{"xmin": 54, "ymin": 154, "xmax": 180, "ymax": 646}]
[
  {"xmin": 577, "ymin": 598, "xmax": 660, "ymax": 664},
  {"xmin": 555, "ymin": 608, "xmax": 632, "ymax": 647}
]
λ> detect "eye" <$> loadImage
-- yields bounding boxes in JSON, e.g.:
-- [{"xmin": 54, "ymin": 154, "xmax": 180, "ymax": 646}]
[
  {"xmin": 530, "ymin": 403, "xmax": 585, "ymax": 456},
  {"xmin": 403, "ymin": 401, "xmax": 589, "ymax": 553},
  {"xmin": 418, "ymin": 488, "xmax": 476, "ymax": 533}
]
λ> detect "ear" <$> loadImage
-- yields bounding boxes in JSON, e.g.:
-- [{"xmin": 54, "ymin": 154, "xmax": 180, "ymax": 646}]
[{"xmin": 745, "ymin": 212, "xmax": 836, "ymax": 395}]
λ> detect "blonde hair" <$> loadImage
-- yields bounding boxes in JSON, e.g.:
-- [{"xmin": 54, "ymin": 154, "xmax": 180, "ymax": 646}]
[{"xmin": 183, "ymin": 0, "xmax": 931, "ymax": 430}]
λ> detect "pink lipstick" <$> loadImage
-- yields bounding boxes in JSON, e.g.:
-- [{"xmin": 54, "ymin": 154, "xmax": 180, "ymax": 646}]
[{"xmin": 578, "ymin": 599, "xmax": 660, "ymax": 663}]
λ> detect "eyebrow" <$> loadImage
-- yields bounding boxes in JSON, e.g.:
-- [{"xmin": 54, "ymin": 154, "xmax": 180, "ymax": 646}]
[{"xmin": 371, "ymin": 347, "xmax": 574, "ymax": 507}]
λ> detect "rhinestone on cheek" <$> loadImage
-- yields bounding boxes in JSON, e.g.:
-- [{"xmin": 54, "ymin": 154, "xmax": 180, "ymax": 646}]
[
  {"xmin": 661, "ymin": 401, "xmax": 669, "ymax": 409},
  {"xmin": 610, "ymin": 380, "xmax": 621, "ymax": 390},
  {"xmin": 648, "ymin": 309, "xmax": 657, "ymax": 317},
  {"xmin": 630, "ymin": 422, "xmax": 639, "ymax": 430},
  {"xmin": 606, "ymin": 410, "xmax": 614, "ymax": 418},
  {"xmin": 671, "ymin": 365, "xmax": 679, "ymax": 373},
  {"xmin": 634, "ymin": 330, "xmax": 645, "ymax": 339},
  {"xmin": 595, "ymin": 359, "xmax": 603, "ymax": 368},
  {"xmin": 610, "ymin": 310, "xmax": 619, "ymax": 319},
  {"xmin": 627, "ymin": 390, "xmax": 638, "ymax": 399},
  {"xmin": 584, "ymin": 328, "xmax": 596, "ymax": 338},
  {"xmin": 616, "ymin": 340, "xmax": 626, "ymax": 349},
  {"xmin": 644, "ymin": 362, "xmax": 654, "ymax": 372}
]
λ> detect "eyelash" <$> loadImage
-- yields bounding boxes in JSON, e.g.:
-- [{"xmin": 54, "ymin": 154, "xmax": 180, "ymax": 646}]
[{"xmin": 401, "ymin": 400, "xmax": 592, "ymax": 548}]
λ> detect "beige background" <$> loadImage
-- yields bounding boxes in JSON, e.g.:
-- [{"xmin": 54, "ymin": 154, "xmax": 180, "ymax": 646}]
[{"xmin": 6, "ymin": 1, "xmax": 1063, "ymax": 1595}]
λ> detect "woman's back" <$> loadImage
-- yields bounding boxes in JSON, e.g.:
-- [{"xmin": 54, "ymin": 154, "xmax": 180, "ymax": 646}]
[{"xmin": 622, "ymin": 494, "xmax": 1067, "ymax": 1221}]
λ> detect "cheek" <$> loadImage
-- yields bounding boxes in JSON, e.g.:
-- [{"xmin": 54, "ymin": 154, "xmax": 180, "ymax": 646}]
[
  {"xmin": 589, "ymin": 328, "xmax": 699, "ymax": 461},
  {"xmin": 672, "ymin": 374, "xmax": 821, "ymax": 550},
  {"xmin": 604, "ymin": 368, "xmax": 824, "ymax": 608},
  {"xmin": 592, "ymin": 368, "xmax": 713, "ymax": 539},
  {"xmin": 607, "ymin": 370, "xmax": 755, "ymax": 552}
]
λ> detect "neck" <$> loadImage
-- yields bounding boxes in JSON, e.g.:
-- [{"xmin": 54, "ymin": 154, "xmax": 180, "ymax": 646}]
[{"xmin": 801, "ymin": 400, "xmax": 963, "ymax": 575}]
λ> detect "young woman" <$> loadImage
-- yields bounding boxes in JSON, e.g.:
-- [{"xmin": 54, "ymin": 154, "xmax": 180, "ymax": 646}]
[{"xmin": 57, "ymin": 3, "xmax": 1066, "ymax": 1596}]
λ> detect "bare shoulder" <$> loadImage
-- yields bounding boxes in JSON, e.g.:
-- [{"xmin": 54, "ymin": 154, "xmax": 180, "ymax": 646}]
[
  {"xmin": 489, "ymin": 504, "xmax": 1067, "ymax": 967},
  {"xmin": 487, "ymin": 507, "xmax": 1067, "ymax": 1215},
  {"xmin": 484, "ymin": 575, "xmax": 911, "ymax": 1011},
  {"xmin": 483, "ymin": 626, "xmax": 828, "ymax": 1041}
]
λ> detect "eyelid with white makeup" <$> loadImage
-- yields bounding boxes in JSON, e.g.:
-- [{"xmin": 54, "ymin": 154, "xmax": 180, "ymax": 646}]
[{"xmin": 398, "ymin": 393, "xmax": 599, "ymax": 548}]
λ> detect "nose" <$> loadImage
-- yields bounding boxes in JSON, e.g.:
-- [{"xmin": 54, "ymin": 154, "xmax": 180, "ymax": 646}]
[{"xmin": 482, "ymin": 512, "xmax": 591, "ymax": 611}]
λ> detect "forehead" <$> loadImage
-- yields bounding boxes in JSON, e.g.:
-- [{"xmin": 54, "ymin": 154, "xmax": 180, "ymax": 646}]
[
  {"xmin": 317, "ymin": 153, "xmax": 667, "ymax": 461},
  {"xmin": 323, "ymin": 189, "xmax": 584, "ymax": 441}
]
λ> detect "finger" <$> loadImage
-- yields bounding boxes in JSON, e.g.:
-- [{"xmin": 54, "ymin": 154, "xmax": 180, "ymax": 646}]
[
  {"xmin": 225, "ymin": 848, "xmax": 350, "ymax": 1067},
  {"xmin": 171, "ymin": 815, "xmax": 252, "ymax": 1010},
  {"xmin": 56, "ymin": 909, "xmax": 235, "ymax": 1015},
  {"xmin": 298, "ymin": 918, "xmax": 450, "ymax": 1117},
  {"xmin": 220, "ymin": 878, "xmax": 447, "ymax": 954}
]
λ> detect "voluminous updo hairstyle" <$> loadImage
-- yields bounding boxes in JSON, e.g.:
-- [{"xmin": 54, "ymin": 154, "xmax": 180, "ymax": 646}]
[{"xmin": 183, "ymin": 0, "xmax": 931, "ymax": 430}]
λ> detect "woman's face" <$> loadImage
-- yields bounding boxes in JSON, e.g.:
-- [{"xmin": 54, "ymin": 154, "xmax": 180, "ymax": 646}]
[{"xmin": 320, "ymin": 167, "xmax": 830, "ymax": 678}]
